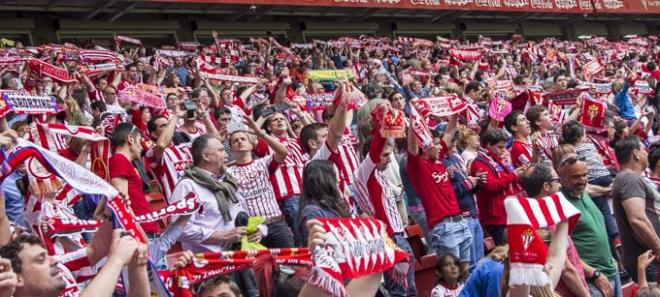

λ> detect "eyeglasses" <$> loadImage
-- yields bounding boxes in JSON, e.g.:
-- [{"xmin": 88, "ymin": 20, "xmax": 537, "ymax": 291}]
[{"xmin": 546, "ymin": 177, "xmax": 560, "ymax": 184}]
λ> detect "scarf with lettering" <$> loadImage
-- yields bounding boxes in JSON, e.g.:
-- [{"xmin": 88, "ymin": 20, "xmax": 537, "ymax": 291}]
[
  {"xmin": 505, "ymin": 193, "xmax": 581, "ymax": 287},
  {"xmin": 28, "ymin": 58, "xmax": 77, "ymax": 84},
  {"xmin": 182, "ymin": 166, "xmax": 238, "ymax": 222},
  {"xmin": 450, "ymin": 49, "xmax": 481, "ymax": 61},
  {"xmin": 169, "ymin": 248, "xmax": 311, "ymax": 297},
  {"xmin": 541, "ymin": 88, "xmax": 589, "ymax": 107},
  {"xmin": 134, "ymin": 192, "xmax": 200, "ymax": 223},
  {"xmin": 0, "ymin": 139, "xmax": 173, "ymax": 296},
  {"xmin": 0, "ymin": 93, "xmax": 62, "ymax": 118},
  {"xmin": 309, "ymin": 218, "xmax": 410, "ymax": 297}
]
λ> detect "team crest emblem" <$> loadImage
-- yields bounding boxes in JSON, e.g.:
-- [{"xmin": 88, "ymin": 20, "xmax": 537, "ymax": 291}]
[{"xmin": 521, "ymin": 229, "xmax": 535, "ymax": 251}]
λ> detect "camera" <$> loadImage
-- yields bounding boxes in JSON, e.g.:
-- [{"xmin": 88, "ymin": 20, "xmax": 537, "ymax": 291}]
[
  {"xmin": 260, "ymin": 103, "xmax": 289, "ymax": 118},
  {"xmin": 184, "ymin": 100, "xmax": 197, "ymax": 119}
]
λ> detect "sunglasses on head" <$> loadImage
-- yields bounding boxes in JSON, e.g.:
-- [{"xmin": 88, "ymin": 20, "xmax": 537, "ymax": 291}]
[{"xmin": 558, "ymin": 154, "xmax": 585, "ymax": 168}]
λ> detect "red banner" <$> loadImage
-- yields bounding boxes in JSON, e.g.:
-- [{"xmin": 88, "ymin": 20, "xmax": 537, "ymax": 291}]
[{"xmin": 148, "ymin": 0, "xmax": 660, "ymax": 14}]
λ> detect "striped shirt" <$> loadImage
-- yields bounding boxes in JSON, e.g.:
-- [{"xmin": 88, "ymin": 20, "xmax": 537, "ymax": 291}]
[
  {"xmin": 354, "ymin": 131, "xmax": 404, "ymax": 235},
  {"xmin": 269, "ymin": 137, "xmax": 305, "ymax": 200},
  {"xmin": 313, "ymin": 141, "xmax": 359, "ymax": 187},
  {"xmin": 177, "ymin": 121, "xmax": 207, "ymax": 141},
  {"xmin": 575, "ymin": 142, "xmax": 612, "ymax": 182},
  {"xmin": 227, "ymin": 155, "xmax": 282, "ymax": 220},
  {"xmin": 339, "ymin": 135, "xmax": 360, "ymax": 185},
  {"xmin": 154, "ymin": 143, "xmax": 193, "ymax": 200}
]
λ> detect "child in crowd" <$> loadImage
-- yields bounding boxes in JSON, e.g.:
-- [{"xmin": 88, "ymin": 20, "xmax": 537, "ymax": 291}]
[{"xmin": 431, "ymin": 254, "xmax": 465, "ymax": 297}]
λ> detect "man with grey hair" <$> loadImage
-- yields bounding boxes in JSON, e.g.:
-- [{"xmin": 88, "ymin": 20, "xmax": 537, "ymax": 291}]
[
  {"xmin": 558, "ymin": 154, "xmax": 621, "ymax": 297},
  {"xmin": 518, "ymin": 162, "xmax": 591, "ymax": 297},
  {"xmin": 170, "ymin": 134, "xmax": 263, "ymax": 253}
]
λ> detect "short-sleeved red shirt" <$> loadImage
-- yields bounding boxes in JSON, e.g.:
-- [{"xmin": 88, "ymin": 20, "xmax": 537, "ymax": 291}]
[
  {"xmin": 510, "ymin": 140, "xmax": 533, "ymax": 168},
  {"xmin": 109, "ymin": 153, "xmax": 158, "ymax": 233}
]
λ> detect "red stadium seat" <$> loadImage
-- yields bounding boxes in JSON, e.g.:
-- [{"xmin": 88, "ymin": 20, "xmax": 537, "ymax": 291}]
[
  {"xmin": 415, "ymin": 253, "xmax": 438, "ymax": 297},
  {"xmin": 483, "ymin": 236, "xmax": 496, "ymax": 254},
  {"xmin": 146, "ymin": 191, "xmax": 169, "ymax": 230},
  {"xmin": 621, "ymin": 281, "xmax": 637, "ymax": 297},
  {"xmin": 405, "ymin": 224, "xmax": 428, "ymax": 259}
]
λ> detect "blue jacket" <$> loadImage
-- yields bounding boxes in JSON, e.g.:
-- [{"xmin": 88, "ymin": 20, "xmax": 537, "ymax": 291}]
[
  {"xmin": 615, "ymin": 81, "xmax": 636, "ymax": 121},
  {"xmin": 442, "ymin": 153, "xmax": 478, "ymax": 217},
  {"xmin": 459, "ymin": 259, "xmax": 504, "ymax": 297}
]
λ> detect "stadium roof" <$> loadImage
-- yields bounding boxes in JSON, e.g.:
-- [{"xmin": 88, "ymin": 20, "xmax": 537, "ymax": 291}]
[{"xmin": 2, "ymin": 0, "xmax": 659, "ymax": 23}]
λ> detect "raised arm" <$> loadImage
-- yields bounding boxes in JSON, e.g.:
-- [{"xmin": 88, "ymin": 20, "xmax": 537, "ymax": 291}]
[
  {"xmin": 111, "ymin": 69, "xmax": 123, "ymax": 89},
  {"xmin": 326, "ymin": 84, "xmax": 350, "ymax": 152},
  {"xmin": 244, "ymin": 114, "xmax": 287, "ymax": 163},
  {"xmin": 546, "ymin": 221, "xmax": 569, "ymax": 287},
  {"xmin": 441, "ymin": 113, "xmax": 458, "ymax": 146},
  {"xmin": 407, "ymin": 116, "xmax": 419, "ymax": 156},
  {"xmin": 80, "ymin": 230, "xmax": 139, "ymax": 297},
  {"xmin": 153, "ymin": 106, "xmax": 184, "ymax": 161}
]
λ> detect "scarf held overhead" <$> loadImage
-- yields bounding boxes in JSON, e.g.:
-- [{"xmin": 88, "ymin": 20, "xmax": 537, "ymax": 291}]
[
  {"xmin": 309, "ymin": 218, "xmax": 410, "ymax": 297},
  {"xmin": 505, "ymin": 193, "xmax": 581, "ymax": 287}
]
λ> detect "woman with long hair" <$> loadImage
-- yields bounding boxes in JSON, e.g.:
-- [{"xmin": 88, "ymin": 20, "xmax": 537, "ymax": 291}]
[{"xmin": 297, "ymin": 160, "xmax": 351, "ymax": 245}]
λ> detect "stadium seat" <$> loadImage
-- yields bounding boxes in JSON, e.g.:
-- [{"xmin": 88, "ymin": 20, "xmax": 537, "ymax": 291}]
[
  {"xmin": 621, "ymin": 281, "xmax": 637, "ymax": 297},
  {"xmin": 405, "ymin": 224, "xmax": 427, "ymax": 259},
  {"xmin": 483, "ymin": 236, "xmax": 496, "ymax": 254},
  {"xmin": 415, "ymin": 253, "xmax": 438, "ymax": 297},
  {"xmin": 146, "ymin": 191, "xmax": 169, "ymax": 230}
]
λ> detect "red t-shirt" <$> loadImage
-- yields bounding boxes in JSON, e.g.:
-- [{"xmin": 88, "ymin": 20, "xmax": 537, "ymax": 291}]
[
  {"xmin": 405, "ymin": 141, "xmax": 461, "ymax": 228},
  {"xmin": 109, "ymin": 153, "xmax": 158, "ymax": 233},
  {"xmin": 510, "ymin": 140, "xmax": 533, "ymax": 168}
]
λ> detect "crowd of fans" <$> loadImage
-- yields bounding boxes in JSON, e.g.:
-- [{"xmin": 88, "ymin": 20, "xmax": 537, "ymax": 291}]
[{"xmin": 0, "ymin": 31, "xmax": 655, "ymax": 297}]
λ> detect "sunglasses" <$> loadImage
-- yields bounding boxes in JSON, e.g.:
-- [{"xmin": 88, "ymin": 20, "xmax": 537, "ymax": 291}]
[{"xmin": 558, "ymin": 154, "xmax": 586, "ymax": 168}]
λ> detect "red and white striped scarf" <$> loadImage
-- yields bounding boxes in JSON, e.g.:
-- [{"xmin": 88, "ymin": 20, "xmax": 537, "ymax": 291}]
[
  {"xmin": 170, "ymin": 248, "xmax": 311, "ymax": 297},
  {"xmin": 114, "ymin": 35, "xmax": 142, "ymax": 46},
  {"xmin": 409, "ymin": 103, "xmax": 434, "ymax": 150},
  {"xmin": 28, "ymin": 58, "xmax": 77, "ymax": 84},
  {"xmin": 309, "ymin": 218, "xmax": 410, "ymax": 297},
  {"xmin": 505, "ymin": 193, "xmax": 581, "ymax": 286},
  {"xmin": 79, "ymin": 49, "xmax": 118, "ymax": 63}
]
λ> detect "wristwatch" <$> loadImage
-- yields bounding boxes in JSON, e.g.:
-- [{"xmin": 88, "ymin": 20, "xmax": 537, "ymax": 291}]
[{"xmin": 589, "ymin": 270, "xmax": 601, "ymax": 281}]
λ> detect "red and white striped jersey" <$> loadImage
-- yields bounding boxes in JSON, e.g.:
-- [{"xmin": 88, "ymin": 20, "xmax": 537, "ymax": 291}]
[
  {"xmin": 177, "ymin": 121, "xmax": 207, "ymax": 141},
  {"xmin": 88, "ymin": 88, "xmax": 104, "ymax": 102},
  {"xmin": 354, "ymin": 132, "xmax": 404, "ymax": 236},
  {"xmin": 56, "ymin": 261, "xmax": 81, "ymax": 297},
  {"xmin": 313, "ymin": 140, "xmax": 359, "ymax": 187},
  {"xmin": 154, "ymin": 143, "xmax": 193, "ymax": 200},
  {"xmin": 227, "ymin": 155, "xmax": 282, "ymax": 220},
  {"xmin": 269, "ymin": 137, "xmax": 305, "ymax": 200},
  {"xmin": 57, "ymin": 248, "xmax": 96, "ymax": 285}
]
